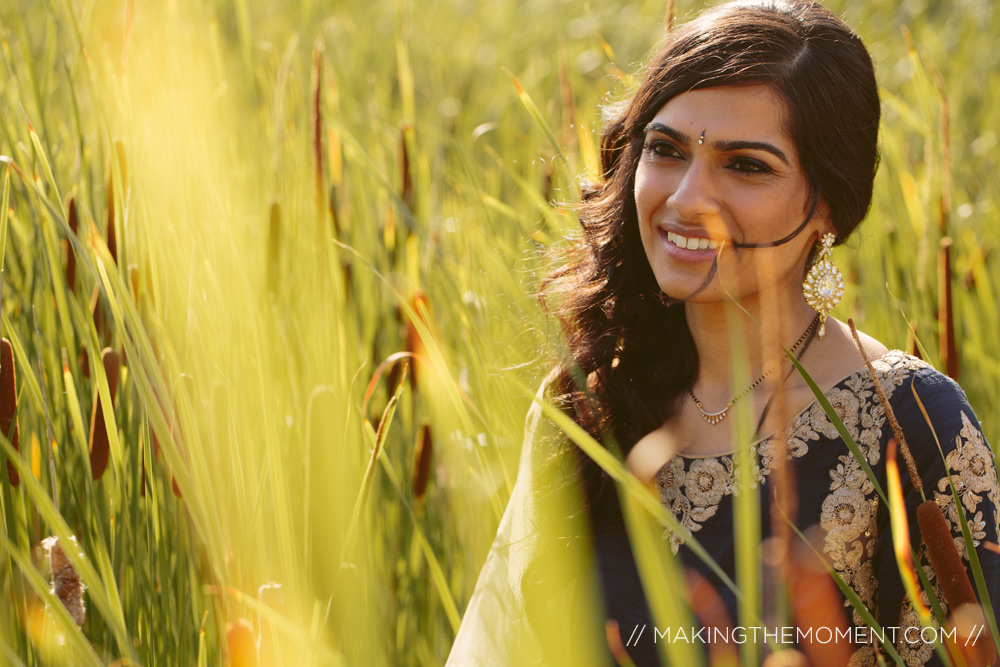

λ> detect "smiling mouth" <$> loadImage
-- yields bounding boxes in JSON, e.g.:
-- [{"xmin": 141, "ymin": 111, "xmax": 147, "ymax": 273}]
[{"xmin": 665, "ymin": 230, "xmax": 720, "ymax": 250}]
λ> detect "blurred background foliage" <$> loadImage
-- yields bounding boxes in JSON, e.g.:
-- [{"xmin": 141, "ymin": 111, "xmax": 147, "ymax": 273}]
[{"xmin": 0, "ymin": 0, "xmax": 996, "ymax": 664}]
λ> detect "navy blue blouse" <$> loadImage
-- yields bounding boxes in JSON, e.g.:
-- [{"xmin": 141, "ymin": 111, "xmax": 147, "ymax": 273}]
[{"xmin": 596, "ymin": 351, "xmax": 1000, "ymax": 666}]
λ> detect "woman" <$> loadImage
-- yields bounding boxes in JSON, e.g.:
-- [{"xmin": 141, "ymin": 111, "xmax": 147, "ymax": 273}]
[{"xmin": 447, "ymin": 2, "xmax": 1000, "ymax": 665}]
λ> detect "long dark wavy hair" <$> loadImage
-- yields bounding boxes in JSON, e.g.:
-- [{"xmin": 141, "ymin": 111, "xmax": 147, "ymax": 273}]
[{"xmin": 539, "ymin": 0, "xmax": 881, "ymax": 528}]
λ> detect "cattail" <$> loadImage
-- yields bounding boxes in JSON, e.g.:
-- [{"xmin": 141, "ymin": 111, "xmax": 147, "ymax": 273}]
[
  {"xmin": 401, "ymin": 125, "xmax": 414, "ymax": 213},
  {"xmin": 412, "ymin": 422, "xmax": 433, "ymax": 499},
  {"xmin": 128, "ymin": 264, "xmax": 139, "ymax": 307},
  {"xmin": 1, "ymin": 337, "xmax": 19, "ymax": 486},
  {"xmin": 917, "ymin": 500, "xmax": 997, "ymax": 665},
  {"xmin": 90, "ymin": 285, "xmax": 106, "ymax": 342},
  {"xmin": 226, "ymin": 618, "xmax": 257, "ymax": 667},
  {"xmin": 665, "ymin": 0, "xmax": 676, "ymax": 32},
  {"xmin": 938, "ymin": 237, "xmax": 959, "ymax": 380},
  {"xmin": 405, "ymin": 291, "xmax": 430, "ymax": 392},
  {"xmin": 65, "ymin": 196, "xmax": 78, "ymax": 291},
  {"xmin": 42, "ymin": 536, "xmax": 85, "ymax": 627},
  {"xmin": 849, "ymin": 319, "xmax": 923, "ymax": 495},
  {"xmin": 88, "ymin": 348, "xmax": 120, "ymax": 480},
  {"xmin": 313, "ymin": 42, "xmax": 325, "ymax": 239},
  {"xmin": 106, "ymin": 141, "xmax": 126, "ymax": 266},
  {"xmin": 267, "ymin": 202, "xmax": 281, "ymax": 295}
]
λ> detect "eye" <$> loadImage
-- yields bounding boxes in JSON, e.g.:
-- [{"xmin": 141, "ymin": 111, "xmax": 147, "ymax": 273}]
[
  {"xmin": 643, "ymin": 139, "xmax": 682, "ymax": 159},
  {"xmin": 728, "ymin": 156, "xmax": 773, "ymax": 175}
]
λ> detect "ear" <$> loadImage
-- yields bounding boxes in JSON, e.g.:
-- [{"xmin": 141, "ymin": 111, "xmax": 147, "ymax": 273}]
[{"xmin": 811, "ymin": 198, "xmax": 836, "ymax": 238}]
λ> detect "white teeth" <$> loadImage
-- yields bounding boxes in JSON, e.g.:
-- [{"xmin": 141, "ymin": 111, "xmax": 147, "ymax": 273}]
[{"xmin": 665, "ymin": 230, "xmax": 719, "ymax": 251}]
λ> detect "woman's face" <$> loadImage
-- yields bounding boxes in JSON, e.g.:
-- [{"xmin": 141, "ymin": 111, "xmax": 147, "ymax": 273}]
[{"xmin": 634, "ymin": 85, "xmax": 831, "ymax": 305}]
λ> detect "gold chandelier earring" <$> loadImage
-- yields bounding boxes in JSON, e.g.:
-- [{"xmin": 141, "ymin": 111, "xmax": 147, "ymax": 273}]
[{"xmin": 802, "ymin": 232, "xmax": 844, "ymax": 338}]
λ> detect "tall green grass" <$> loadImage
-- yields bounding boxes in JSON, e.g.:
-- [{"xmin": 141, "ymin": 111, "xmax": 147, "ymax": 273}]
[{"xmin": 0, "ymin": 0, "xmax": 996, "ymax": 664}]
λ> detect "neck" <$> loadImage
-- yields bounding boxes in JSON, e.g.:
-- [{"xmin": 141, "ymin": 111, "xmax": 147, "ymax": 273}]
[{"xmin": 684, "ymin": 294, "xmax": 818, "ymax": 401}]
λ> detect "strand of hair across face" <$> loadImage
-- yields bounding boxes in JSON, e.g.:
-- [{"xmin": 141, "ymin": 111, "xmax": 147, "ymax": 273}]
[{"xmin": 658, "ymin": 195, "xmax": 820, "ymax": 305}]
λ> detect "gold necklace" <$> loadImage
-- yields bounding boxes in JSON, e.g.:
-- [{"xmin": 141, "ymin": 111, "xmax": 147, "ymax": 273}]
[{"xmin": 688, "ymin": 315, "xmax": 819, "ymax": 425}]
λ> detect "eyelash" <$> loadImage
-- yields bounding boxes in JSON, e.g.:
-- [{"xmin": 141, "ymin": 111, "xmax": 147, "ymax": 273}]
[{"xmin": 642, "ymin": 139, "xmax": 774, "ymax": 175}]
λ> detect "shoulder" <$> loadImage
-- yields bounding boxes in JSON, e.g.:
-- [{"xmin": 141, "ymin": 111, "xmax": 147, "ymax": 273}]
[
  {"xmin": 866, "ymin": 351, "xmax": 980, "ymax": 446},
  {"xmin": 862, "ymin": 352, "xmax": 993, "ymax": 490}
]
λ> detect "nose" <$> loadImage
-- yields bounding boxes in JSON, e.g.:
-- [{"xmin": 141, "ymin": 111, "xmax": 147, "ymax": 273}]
[{"xmin": 666, "ymin": 161, "xmax": 721, "ymax": 222}]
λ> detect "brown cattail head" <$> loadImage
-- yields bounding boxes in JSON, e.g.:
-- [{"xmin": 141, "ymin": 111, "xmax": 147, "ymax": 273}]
[
  {"xmin": 88, "ymin": 348, "xmax": 120, "ymax": 480},
  {"xmin": 0, "ymin": 338, "xmax": 19, "ymax": 486},
  {"xmin": 90, "ymin": 285, "xmax": 106, "ymax": 342},
  {"xmin": 313, "ymin": 42, "xmax": 325, "ymax": 233},
  {"xmin": 128, "ymin": 264, "xmax": 139, "ymax": 307},
  {"xmin": 106, "ymin": 141, "xmax": 126, "ymax": 266},
  {"xmin": 405, "ymin": 291, "xmax": 430, "ymax": 392},
  {"xmin": 268, "ymin": 201, "xmax": 281, "ymax": 294},
  {"xmin": 226, "ymin": 618, "xmax": 257, "ymax": 667},
  {"xmin": 42, "ymin": 536, "xmax": 86, "ymax": 628},
  {"xmin": 916, "ymin": 500, "xmax": 997, "ymax": 665},
  {"xmin": 65, "ymin": 196, "xmax": 78, "ymax": 291},
  {"xmin": 938, "ymin": 237, "xmax": 959, "ymax": 381},
  {"xmin": 412, "ymin": 422, "xmax": 433, "ymax": 500},
  {"xmin": 401, "ymin": 125, "xmax": 414, "ymax": 212}
]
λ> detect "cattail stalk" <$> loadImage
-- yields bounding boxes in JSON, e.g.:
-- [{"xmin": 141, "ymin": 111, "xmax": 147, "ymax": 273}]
[
  {"xmin": 848, "ymin": 319, "xmax": 923, "ymax": 498},
  {"xmin": 32, "ymin": 307, "xmax": 59, "ymax": 510},
  {"xmin": 939, "ymin": 237, "xmax": 959, "ymax": 380},
  {"xmin": 1, "ymin": 337, "xmax": 19, "ymax": 486}
]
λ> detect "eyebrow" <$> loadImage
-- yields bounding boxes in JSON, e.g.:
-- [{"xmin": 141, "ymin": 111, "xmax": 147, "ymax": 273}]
[{"xmin": 643, "ymin": 122, "xmax": 791, "ymax": 167}]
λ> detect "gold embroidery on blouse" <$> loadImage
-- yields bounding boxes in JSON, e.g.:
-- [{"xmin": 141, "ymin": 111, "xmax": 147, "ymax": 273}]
[
  {"xmin": 654, "ymin": 352, "xmax": 999, "ymax": 667},
  {"xmin": 815, "ymin": 352, "xmax": 926, "ymax": 636},
  {"xmin": 654, "ymin": 351, "xmax": 924, "ymax": 557},
  {"xmin": 933, "ymin": 411, "xmax": 1000, "ymax": 561}
]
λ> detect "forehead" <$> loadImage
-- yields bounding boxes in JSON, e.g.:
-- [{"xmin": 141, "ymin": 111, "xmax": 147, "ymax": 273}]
[{"xmin": 650, "ymin": 85, "xmax": 794, "ymax": 149}]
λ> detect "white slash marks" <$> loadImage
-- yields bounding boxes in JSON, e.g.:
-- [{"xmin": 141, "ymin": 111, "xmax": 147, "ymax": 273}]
[{"xmin": 626, "ymin": 624, "xmax": 647, "ymax": 647}]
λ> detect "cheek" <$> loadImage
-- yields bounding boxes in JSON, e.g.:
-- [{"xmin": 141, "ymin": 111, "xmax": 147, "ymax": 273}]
[{"xmin": 633, "ymin": 163, "xmax": 662, "ymax": 222}]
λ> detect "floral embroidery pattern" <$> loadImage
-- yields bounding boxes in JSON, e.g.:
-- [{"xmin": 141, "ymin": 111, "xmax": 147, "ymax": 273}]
[
  {"xmin": 655, "ymin": 456, "xmax": 738, "ymax": 553},
  {"xmin": 933, "ymin": 411, "xmax": 1000, "ymax": 561}
]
